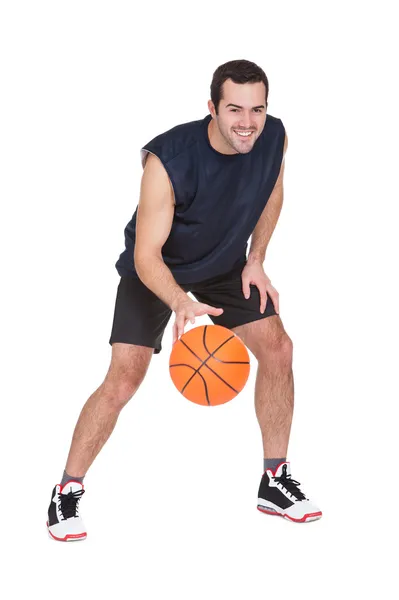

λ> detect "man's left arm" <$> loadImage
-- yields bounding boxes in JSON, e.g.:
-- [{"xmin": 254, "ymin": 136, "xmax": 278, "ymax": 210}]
[{"xmin": 242, "ymin": 132, "xmax": 289, "ymax": 314}]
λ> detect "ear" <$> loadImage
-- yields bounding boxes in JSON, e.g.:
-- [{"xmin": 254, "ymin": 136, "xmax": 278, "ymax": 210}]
[{"xmin": 207, "ymin": 99, "xmax": 216, "ymax": 118}]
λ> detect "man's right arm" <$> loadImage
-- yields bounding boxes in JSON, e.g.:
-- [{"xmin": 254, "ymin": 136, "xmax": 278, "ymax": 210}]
[
  {"xmin": 135, "ymin": 152, "xmax": 224, "ymax": 343},
  {"xmin": 133, "ymin": 153, "xmax": 190, "ymax": 311}
]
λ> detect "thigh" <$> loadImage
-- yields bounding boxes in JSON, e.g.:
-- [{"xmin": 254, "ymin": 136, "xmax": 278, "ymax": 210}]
[
  {"xmin": 190, "ymin": 262, "xmax": 277, "ymax": 329},
  {"xmin": 109, "ymin": 276, "xmax": 173, "ymax": 354}
]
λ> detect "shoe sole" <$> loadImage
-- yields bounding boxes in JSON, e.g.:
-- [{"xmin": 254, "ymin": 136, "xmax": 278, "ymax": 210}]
[
  {"xmin": 46, "ymin": 521, "xmax": 87, "ymax": 542},
  {"xmin": 257, "ymin": 506, "xmax": 322, "ymax": 523}
]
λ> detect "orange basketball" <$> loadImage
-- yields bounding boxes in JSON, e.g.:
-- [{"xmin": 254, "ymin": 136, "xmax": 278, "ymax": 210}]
[{"xmin": 169, "ymin": 324, "xmax": 250, "ymax": 406}]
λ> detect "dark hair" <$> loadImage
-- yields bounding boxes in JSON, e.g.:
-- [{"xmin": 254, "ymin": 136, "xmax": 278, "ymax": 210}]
[{"xmin": 210, "ymin": 59, "xmax": 269, "ymax": 114}]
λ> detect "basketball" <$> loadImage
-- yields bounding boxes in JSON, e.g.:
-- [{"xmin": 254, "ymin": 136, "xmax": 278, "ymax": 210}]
[{"xmin": 169, "ymin": 324, "xmax": 250, "ymax": 406}]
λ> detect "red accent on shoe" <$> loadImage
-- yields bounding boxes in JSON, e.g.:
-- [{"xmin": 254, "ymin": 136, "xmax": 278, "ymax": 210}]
[
  {"xmin": 46, "ymin": 521, "xmax": 87, "ymax": 541},
  {"xmin": 257, "ymin": 506, "xmax": 322, "ymax": 522},
  {"xmin": 59, "ymin": 480, "xmax": 85, "ymax": 493},
  {"xmin": 262, "ymin": 461, "xmax": 289, "ymax": 477}
]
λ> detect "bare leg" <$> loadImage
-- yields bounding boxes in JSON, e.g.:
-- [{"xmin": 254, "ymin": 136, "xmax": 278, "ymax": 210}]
[
  {"xmin": 64, "ymin": 343, "xmax": 154, "ymax": 477},
  {"xmin": 232, "ymin": 316, "xmax": 294, "ymax": 458}
]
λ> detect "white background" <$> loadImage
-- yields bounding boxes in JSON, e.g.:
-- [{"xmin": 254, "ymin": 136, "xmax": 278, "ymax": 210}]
[{"xmin": 1, "ymin": 1, "xmax": 398, "ymax": 598}]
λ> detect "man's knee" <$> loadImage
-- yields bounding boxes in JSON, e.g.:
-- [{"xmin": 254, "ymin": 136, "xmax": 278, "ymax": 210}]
[
  {"xmin": 258, "ymin": 330, "xmax": 293, "ymax": 368},
  {"xmin": 277, "ymin": 334, "xmax": 293, "ymax": 366},
  {"xmin": 234, "ymin": 317, "xmax": 293, "ymax": 367},
  {"xmin": 261, "ymin": 332, "xmax": 293, "ymax": 368},
  {"xmin": 102, "ymin": 346, "xmax": 152, "ymax": 410},
  {"xmin": 102, "ymin": 370, "xmax": 147, "ymax": 410}
]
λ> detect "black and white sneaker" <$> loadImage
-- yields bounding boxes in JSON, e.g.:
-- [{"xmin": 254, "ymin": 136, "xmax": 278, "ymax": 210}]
[
  {"xmin": 47, "ymin": 481, "xmax": 87, "ymax": 541},
  {"xmin": 257, "ymin": 462, "xmax": 322, "ymax": 523}
]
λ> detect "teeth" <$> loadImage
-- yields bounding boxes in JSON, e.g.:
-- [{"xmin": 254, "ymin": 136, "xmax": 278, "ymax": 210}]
[{"xmin": 235, "ymin": 131, "xmax": 252, "ymax": 137}]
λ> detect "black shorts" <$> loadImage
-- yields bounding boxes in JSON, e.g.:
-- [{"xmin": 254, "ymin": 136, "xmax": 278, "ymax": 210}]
[{"xmin": 109, "ymin": 261, "xmax": 277, "ymax": 354}]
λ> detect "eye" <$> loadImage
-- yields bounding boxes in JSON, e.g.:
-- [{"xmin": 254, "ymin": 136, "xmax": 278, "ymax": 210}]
[
  {"xmin": 230, "ymin": 109, "xmax": 238, "ymax": 112},
  {"xmin": 253, "ymin": 108, "xmax": 262, "ymax": 113}
]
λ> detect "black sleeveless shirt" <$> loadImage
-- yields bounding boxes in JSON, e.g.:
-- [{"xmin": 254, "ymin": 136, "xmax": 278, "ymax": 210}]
[{"xmin": 115, "ymin": 113, "xmax": 285, "ymax": 284}]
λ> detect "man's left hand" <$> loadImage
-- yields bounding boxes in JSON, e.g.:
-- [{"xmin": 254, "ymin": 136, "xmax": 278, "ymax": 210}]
[{"xmin": 241, "ymin": 261, "xmax": 279, "ymax": 314}]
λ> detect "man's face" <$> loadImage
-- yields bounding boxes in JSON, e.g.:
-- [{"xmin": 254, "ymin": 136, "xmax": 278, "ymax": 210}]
[{"xmin": 210, "ymin": 79, "xmax": 268, "ymax": 154}]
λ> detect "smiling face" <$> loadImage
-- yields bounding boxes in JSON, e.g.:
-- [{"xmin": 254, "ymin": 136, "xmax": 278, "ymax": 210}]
[{"xmin": 207, "ymin": 79, "xmax": 268, "ymax": 155}]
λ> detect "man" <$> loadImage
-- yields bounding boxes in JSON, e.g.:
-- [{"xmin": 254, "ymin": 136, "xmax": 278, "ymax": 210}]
[{"xmin": 47, "ymin": 59, "xmax": 322, "ymax": 541}]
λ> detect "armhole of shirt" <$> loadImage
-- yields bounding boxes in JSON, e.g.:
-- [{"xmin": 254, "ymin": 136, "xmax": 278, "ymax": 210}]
[
  {"xmin": 276, "ymin": 119, "xmax": 286, "ymax": 168},
  {"xmin": 140, "ymin": 148, "xmax": 176, "ymax": 207},
  {"xmin": 279, "ymin": 119, "xmax": 286, "ymax": 150}
]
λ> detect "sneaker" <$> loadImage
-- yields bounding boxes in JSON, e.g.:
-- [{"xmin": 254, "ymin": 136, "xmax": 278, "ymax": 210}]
[
  {"xmin": 47, "ymin": 481, "xmax": 87, "ymax": 541},
  {"xmin": 257, "ymin": 462, "xmax": 322, "ymax": 523}
]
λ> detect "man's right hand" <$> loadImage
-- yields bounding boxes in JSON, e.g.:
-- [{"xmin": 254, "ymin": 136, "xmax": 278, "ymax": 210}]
[{"xmin": 172, "ymin": 298, "xmax": 224, "ymax": 345}]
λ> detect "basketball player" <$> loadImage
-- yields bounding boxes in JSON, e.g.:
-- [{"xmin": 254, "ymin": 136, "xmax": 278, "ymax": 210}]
[{"xmin": 47, "ymin": 59, "xmax": 322, "ymax": 541}]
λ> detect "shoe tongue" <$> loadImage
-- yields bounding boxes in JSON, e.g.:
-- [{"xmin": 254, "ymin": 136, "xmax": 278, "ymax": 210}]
[
  {"xmin": 60, "ymin": 481, "xmax": 83, "ymax": 494},
  {"xmin": 274, "ymin": 462, "xmax": 291, "ymax": 477}
]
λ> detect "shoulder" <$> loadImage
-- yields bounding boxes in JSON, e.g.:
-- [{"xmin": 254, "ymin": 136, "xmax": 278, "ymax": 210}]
[
  {"xmin": 140, "ymin": 117, "xmax": 204, "ymax": 168},
  {"xmin": 262, "ymin": 113, "xmax": 287, "ymax": 154},
  {"xmin": 263, "ymin": 113, "xmax": 286, "ymax": 136}
]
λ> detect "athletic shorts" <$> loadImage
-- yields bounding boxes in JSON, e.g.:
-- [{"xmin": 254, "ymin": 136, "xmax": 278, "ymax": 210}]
[{"xmin": 109, "ymin": 261, "xmax": 277, "ymax": 354}]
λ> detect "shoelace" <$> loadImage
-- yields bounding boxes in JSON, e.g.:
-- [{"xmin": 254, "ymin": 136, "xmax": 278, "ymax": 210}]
[
  {"xmin": 273, "ymin": 473, "xmax": 307, "ymax": 501},
  {"xmin": 59, "ymin": 489, "xmax": 85, "ymax": 520}
]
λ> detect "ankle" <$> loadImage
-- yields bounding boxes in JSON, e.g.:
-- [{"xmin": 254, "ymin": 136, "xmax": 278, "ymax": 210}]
[
  {"xmin": 61, "ymin": 469, "xmax": 85, "ymax": 487},
  {"xmin": 263, "ymin": 458, "xmax": 286, "ymax": 473}
]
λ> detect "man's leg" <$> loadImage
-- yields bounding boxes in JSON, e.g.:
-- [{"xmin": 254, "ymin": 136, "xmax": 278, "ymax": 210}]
[
  {"xmin": 47, "ymin": 342, "xmax": 154, "ymax": 541},
  {"xmin": 232, "ymin": 315, "xmax": 294, "ymax": 459},
  {"xmin": 191, "ymin": 264, "xmax": 321, "ymax": 521},
  {"xmin": 47, "ymin": 274, "xmax": 175, "ymax": 541},
  {"xmin": 233, "ymin": 315, "xmax": 321, "ymax": 521},
  {"xmin": 64, "ymin": 342, "xmax": 154, "ymax": 477}
]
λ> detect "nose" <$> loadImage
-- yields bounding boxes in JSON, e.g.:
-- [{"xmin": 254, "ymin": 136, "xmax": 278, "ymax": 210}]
[{"xmin": 238, "ymin": 111, "xmax": 253, "ymax": 129}]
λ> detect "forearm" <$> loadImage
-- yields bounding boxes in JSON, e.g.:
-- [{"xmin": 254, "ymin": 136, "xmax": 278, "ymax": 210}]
[
  {"xmin": 135, "ymin": 255, "xmax": 189, "ymax": 311},
  {"xmin": 248, "ymin": 184, "xmax": 283, "ymax": 264}
]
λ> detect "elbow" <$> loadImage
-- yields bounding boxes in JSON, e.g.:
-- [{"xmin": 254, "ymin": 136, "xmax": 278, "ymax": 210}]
[
  {"xmin": 134, "ymin": 248, "xmax": 160, "ymax": 279},
  {"xmin": 134, "ymin": 250, "xmax": 146, "ymax": 279}
]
